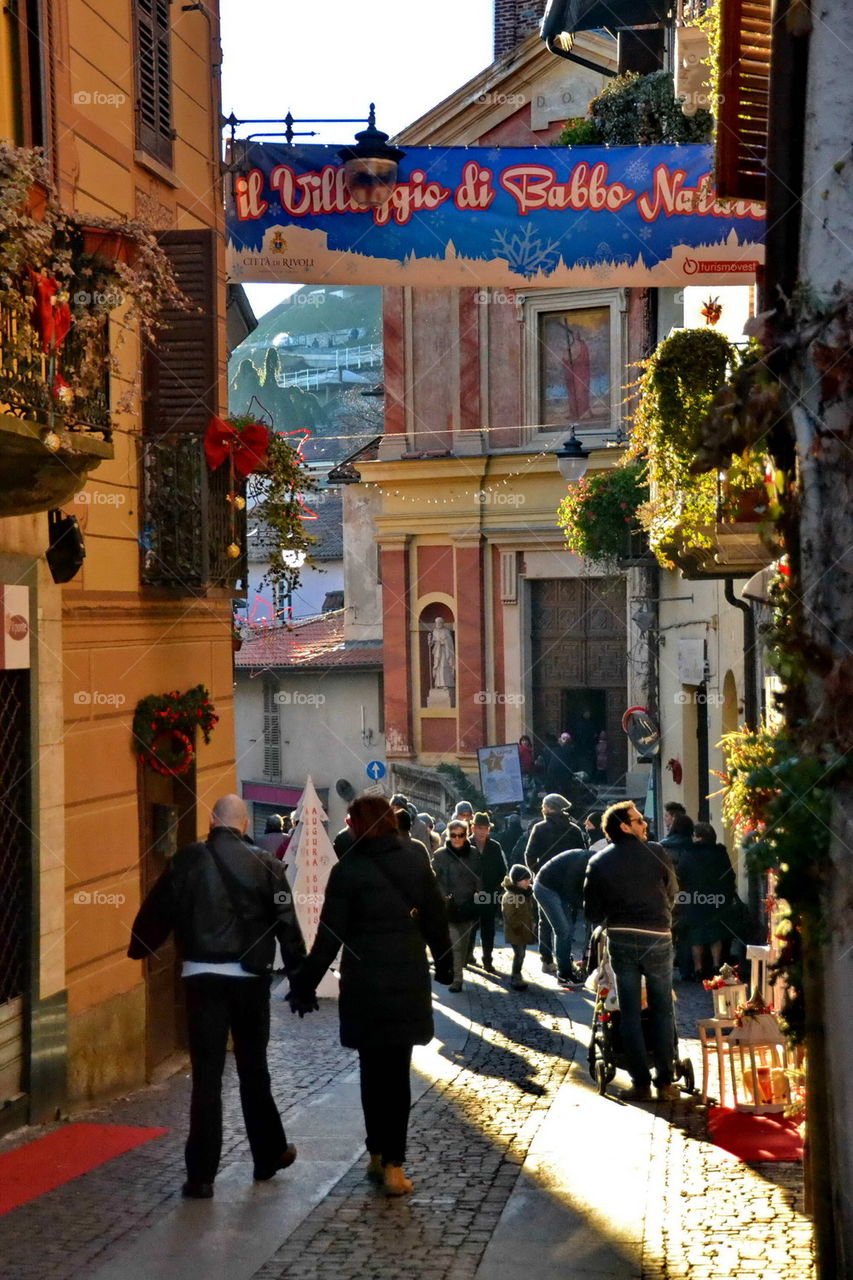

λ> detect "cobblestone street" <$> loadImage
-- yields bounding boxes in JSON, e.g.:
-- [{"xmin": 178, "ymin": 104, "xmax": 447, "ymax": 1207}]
[{"xmin": 0, "ymin": 941, "xmax": 814, "ymax": 1280}]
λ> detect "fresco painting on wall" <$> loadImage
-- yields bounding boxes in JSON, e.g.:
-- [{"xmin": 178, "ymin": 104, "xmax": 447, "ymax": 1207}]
[{"xmin": 538, "ymin": 305, "xmax": 611, "ymax": 427}]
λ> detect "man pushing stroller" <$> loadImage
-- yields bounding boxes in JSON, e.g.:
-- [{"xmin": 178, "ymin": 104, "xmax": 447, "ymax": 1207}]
[{"xmin": 583, "ymin": 802, "xmax": 679, "ymax": 1103}]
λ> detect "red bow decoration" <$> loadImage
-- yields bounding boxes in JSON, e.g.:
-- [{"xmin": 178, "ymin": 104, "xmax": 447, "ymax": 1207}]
[
  {"xmin": 204, "ymin": 417, "xmax": 271, "ymax": 478},
  {"xmin": 28, "ymin": 268, "xmax": 73, "ymax": 354}
]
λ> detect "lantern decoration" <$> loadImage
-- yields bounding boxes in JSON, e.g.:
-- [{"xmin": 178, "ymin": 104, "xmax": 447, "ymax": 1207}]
[
  {"xmin": 132, "ymin": 685, "xmax": 218, "ymax": 777},
  {"xmin": 703, "ymin": 964, "xmax": 747, "ymax": 1019},
  {"xmin": 727, "ymin": 997, "xmax": 791, "ymax": 1114}
]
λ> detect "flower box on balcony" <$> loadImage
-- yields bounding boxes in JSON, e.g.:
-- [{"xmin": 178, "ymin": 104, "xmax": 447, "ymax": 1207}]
[{"xmin": 79, "ymin": 225, "xmax": 141, "ymax": 266}]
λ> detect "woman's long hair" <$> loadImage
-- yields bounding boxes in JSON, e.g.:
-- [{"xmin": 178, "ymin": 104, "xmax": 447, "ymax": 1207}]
[{"xmin": 347, "ymin": 795, "xmax": 398, "ymax": 841}]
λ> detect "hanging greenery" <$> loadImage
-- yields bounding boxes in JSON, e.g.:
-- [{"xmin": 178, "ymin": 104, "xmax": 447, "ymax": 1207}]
[
  {"xmin": 628, "ymin": 328, "xmax": 770, "ymax": 565},
  {"xmin": 0, "ymin": 141, "xmax": 187, "ymax": 426},
  {"xmin": 133, "ymin": 685, "xmax": 218, "ymax": 777},
  {"xmin": 557, "ymin": 461, "xmax": 649, "ymax": 566},
  {"xmin": 558, "ymin": 71, "xmax": 713, "ymax": 147},
  {"xmin": 436, "ymin": 763, "xmax": 488, "ymax": 814},
  {"xmin": 246, "ymin": 428, "xmax": 319, "ymax": 598}
]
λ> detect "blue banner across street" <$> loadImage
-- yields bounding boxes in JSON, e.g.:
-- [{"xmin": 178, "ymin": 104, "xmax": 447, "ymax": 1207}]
[{"xmin": 226, "ymin": 143, "xmax": 764, "ymax": 288}]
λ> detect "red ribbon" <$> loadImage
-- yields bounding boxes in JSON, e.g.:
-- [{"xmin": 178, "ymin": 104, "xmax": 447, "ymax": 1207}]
[
  {"xmin": 28, "ymin": 268, "xmax": 73, "ymax": 354},
  {"xmin": 204, "ymin": 417, "xmax": 271, "ymax": 478}
]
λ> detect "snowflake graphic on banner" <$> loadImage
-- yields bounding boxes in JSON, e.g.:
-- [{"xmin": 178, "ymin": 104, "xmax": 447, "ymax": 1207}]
[
  {"xmin": 492, "ymin": 225, "xmax": 563, "ymax": 278},
  {"xmin": 624, "ymin": 156, "xmax": 652, "ymax": 184}
]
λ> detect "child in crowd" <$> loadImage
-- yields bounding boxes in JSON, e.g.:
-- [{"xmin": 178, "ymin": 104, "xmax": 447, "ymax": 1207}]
[{"xmin": 501, "ymin": 864, "xmax": 536, "ymax": 991}]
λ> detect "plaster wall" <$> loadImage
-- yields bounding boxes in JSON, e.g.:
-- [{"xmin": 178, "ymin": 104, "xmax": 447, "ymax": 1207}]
[{"xmin": 235, "ymin": 668, "xmax": 385, "ymax": 836}]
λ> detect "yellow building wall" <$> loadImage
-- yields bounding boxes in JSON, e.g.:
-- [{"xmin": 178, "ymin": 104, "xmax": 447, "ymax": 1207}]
[{"xmin": 38, "ymin": 0, "xmax": 236, "ymax": 1099}]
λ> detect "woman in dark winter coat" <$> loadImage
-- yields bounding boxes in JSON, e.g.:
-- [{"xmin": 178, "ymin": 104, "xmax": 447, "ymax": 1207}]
[
  {"xmin": 432, "ymin": 821, "xmax": 483, "ymax": 993},
  {"xmin": 660, "ymin": 812, "xmax": 695, "ymax": 872},
  {"xmin": 289, "ymin": 796, "xmax": 453, "ymax": 1197},
  {"xmin": 676, "ymin": 821, "xmax": 738, "ymax": 979}
]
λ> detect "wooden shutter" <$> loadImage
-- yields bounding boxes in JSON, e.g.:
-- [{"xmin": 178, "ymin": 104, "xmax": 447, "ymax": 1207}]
[
  {"xmin": 144, "ymin": 230, "xmax": 219, "ymax": 436},
  {"xmin": 263, "ymin": 683, "xmax": 281, "ymax": 781},
  {"xmin": 135, "ymin": 0, "xmax": 173, "ymax": 166},
  {"xmin": 715, "ymin": 0, "xmax": 772, "ymax": 200}
]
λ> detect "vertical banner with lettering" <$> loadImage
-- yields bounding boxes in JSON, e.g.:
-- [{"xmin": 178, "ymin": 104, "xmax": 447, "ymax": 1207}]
[{"xmin": 288, "ymin": 776, "xmax": 339, "ymax": 998}]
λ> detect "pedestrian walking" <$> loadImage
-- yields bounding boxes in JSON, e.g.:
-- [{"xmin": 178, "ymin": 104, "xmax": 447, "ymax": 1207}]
[
  {"xmin": 256, "ymin": 813, "xmax": 289, "ymax": 856},
  {"xmin": 287, "ymin": 796, "xmax": 453, "ymax": 1197},
  {"xmin": 450, "ymin": 799, "xmax": 475, "ymax": 832},
  {"xmin": 676, "ymin": 821, "xmax": 737, "ymax": 979},
  {"xmin": 524, "ymin": 795, "xmax": 587, "ymax": 974},
  {"xmin": 390, "ymin": 793, "xmax": 432, "ymax": 849},
  {"xmin": 583, "ymin": 810, "xmax": 608, "ymax": 853},
  {"xmin": 431, "ymin": 819, "xmax": 483, "ymax": 992},
  {"xmin": 660, "ymin": 812, "xmax": 695, "ymax": 872},
  {"xmin": 533, "ymin": 847, "xmax": 590, "ymax": 984},
  {"xmin": 469, "ymin": 812, "xmax": 507, "ymax": 973},
  {"xmin": 501, "ymin": 864, "xmax": 536, "ymax": 990},
  {"xmin": 127, "ymin": 794, "xmax": 307, "ymax": 1199},
  {"xmin": 418, "ymin": 813, "xmax": 442, "ymax": 856},
  {"xmin": 583, "ymin": 801, "xmax": 679, "ymax": 1103},
  {"xmin": 396, "ymin": 807, "xmax": 434, "ymax": 866},
  {"xmin": 518, "ymin": 735, "xmax": 536, "ymax": 807}
]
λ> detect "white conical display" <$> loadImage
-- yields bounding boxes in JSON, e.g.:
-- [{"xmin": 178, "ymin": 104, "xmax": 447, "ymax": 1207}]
[{"xmin": 288, "ymin": 776, "xmax": 339, "ymax": 999}]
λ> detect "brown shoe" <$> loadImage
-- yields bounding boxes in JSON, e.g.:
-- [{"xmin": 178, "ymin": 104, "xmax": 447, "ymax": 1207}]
[
  {"xmin": 383, "ymin": 1164, "xmax": 413, "ymax": 1197},
  {"xmin": 253, "ymin": 1143, "xmax": 298, "ymax": 1181},
  {"xmin": 366, "ymin": 1153, "xmax": 384, "ymax": 1183}
]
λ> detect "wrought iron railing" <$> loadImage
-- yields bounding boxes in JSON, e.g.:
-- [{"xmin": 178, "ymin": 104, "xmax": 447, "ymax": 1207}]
[
  {"xmin": 0, "ymin": 302, "xmax": 111, "ymax": 437},
  {"xmin": 140, "ymin": 434, "xmax": 247, "ymax": 592}
]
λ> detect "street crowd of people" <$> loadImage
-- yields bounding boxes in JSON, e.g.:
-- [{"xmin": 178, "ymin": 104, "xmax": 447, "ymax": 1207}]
[{"xmin": 127, "ymin": 778, "xmax": 745, "ymax": 1203}]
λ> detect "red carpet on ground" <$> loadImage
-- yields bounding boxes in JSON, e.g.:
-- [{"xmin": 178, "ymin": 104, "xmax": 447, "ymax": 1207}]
[
  {"xmin": 708, "ymin": 1106, "xmax": 804, "ymax": 1162},
  {"xmin": 0, "ymin": 1123, "xmax": 168, "ymax": 1216}
]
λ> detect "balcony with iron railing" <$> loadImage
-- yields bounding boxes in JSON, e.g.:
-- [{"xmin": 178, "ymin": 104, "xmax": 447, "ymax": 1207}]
[
  {"xmin": 140, "ymin": 434, "xmax": 248, "ymax": 595},
  {"xmin": 0, "ymin": 302, "xmax": 114, "ymax": 516}
]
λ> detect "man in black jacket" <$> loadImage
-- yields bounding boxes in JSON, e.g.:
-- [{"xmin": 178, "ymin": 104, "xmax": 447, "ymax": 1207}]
[
  {"xmin": 524, "ymin": 794, "xmax": 586, "ymax": 973},
  {"xmin": 128, "ymin": 794, "xmax": 308, "ymax": 1199},
  {"xmin": 584, "ymin": 801, "xmax": 678, "ymax": 1103}
]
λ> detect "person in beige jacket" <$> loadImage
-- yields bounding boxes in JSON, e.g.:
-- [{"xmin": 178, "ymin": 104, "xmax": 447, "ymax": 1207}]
[{"xmin": 501, "ymin": 864, "xmax": 536, "ymax": 991}]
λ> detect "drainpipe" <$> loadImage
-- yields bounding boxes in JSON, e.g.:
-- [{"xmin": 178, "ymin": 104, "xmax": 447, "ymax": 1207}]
[
  {"xmin": 723, "ymin": 578, "xmax": 759, "ymax": 727},
  {"xmin": 544, "ymin": 36, "xmax": 618, "ymax": 77}
]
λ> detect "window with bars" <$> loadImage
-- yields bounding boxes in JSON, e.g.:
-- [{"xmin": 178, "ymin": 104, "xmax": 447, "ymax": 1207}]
[
  {"xmin": 134, "ymin": 0, "xmax": 173, "ymax": 167},
  {"xmin": 262, "ymin": 682, "xmax": 281, "ymax": 781}
]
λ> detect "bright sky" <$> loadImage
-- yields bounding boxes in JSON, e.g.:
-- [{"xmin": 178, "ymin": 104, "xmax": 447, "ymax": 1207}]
[{"xmin": 220, "ymin": 0, "xmax": 495, "ymax": 316}]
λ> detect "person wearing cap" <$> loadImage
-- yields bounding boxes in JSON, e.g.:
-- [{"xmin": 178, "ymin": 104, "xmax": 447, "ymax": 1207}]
[
  {"xmin": 418, "ymin": 813, "xmax": 442, "ymax": 856},
  {"xmin": 390, "ymin": 794, "xmax": 432, "ymax": 850},
  {"xmin": 524, "ymin": 795, "xmax": 587, "ymax": 974},
  {"xmin": 469, "ymin": 812, "xmax": 507, "ymax": 974},
  {"xmin": 450, "ymin": 800, "xmax": 474, "ymax": 833},
  {"xmin": 501, "ymin": 865, "xmax": 536, "ymax": 991}
]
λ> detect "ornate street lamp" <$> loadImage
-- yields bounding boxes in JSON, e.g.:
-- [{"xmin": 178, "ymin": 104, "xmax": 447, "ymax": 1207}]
[
  {"xmin": 555, "ymin": 424, "xmax": 590, "ymax": 482},
  {"xmin": 337, "ymin": 105, "xmax": 406, "ymax": 209}
]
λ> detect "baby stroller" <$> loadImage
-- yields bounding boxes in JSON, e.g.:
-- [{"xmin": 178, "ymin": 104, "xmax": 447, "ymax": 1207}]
[{"xmin": 585, "ymin": 926, "xmax": 695, "ymax": 1098}]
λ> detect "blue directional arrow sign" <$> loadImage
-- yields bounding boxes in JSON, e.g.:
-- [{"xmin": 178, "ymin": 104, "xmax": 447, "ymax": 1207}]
[{"xmin": 366, "ymin": 760, "xmax": 386, "ymax": 781}]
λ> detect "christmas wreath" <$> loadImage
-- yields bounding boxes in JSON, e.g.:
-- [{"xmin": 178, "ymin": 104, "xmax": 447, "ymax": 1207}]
[{"xmin": 133, "ymin": 685, "xmax": 218, "ymax": 777}]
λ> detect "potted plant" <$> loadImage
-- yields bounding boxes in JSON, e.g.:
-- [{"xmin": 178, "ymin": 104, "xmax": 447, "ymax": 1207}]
[
  {"xmin": 557, "ymin": 461, "xmax": 649, "ymax": 567},
  {"xmin": 628, "ymin": 328, "xmax": 773, "ymax": 572}
]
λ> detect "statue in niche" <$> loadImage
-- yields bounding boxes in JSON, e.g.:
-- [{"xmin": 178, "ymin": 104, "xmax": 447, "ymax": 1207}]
[{"xmin": 427, "ymin": 617, "xmax": 456, "ymax": 707}]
